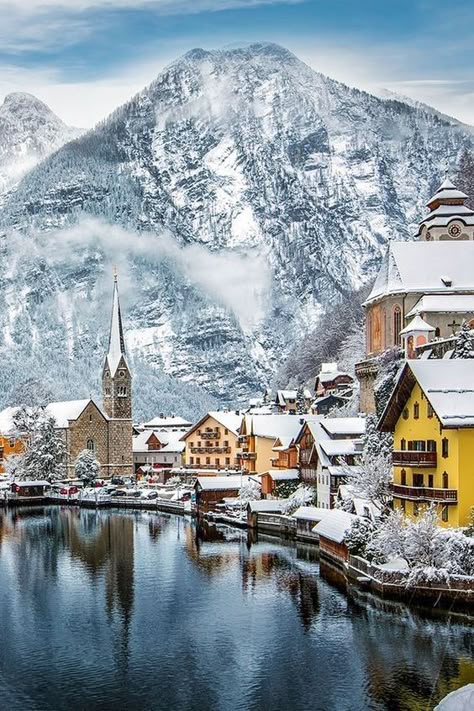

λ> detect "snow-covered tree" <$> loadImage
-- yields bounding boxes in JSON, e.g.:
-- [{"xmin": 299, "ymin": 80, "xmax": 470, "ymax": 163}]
[
  {"xmin": 456, "ymin": 147, "xmax": 474, "ymax": 209},
  {"xmin": 9, "ymin": 379, "xmax": 54, "ymax": 408},
  {"xmin": 74, "ymin": 449, "xmax": 100, "ymax": 485},
  {"xmin": 452, "ymin": 320, "xmax": 474, "ymax": 359},
  {"xmin": 374, "ymin": 347, "xmax": 404, "ymax": 417},
  {"xmin": 295, "ymin": 384, "xmax": 307, "ymax": 414},
  {"xmin": 282, "ymin": 484, "xmax": 316, "ymax": 514},
  {"xmin": 12, "ymin": 405, "xmax": 44, "ymax": 445},
  {"xmin": 350, "ymin": 451, "xmax": 393, "ymax": 515},
  {"xmin": 362, "ymin": 413, "xmax": 393, "ymax": 458},
  {"xmin": 19, "ymin": 415, "xmax": 67, "ymax": 481},
  {"xmin": 466, "ymin": 507, "xmax": 474, "ymax": 537},
  {"xmin": 344, "ymin": 517, "xmax": 375, "ymax": 557},
  {"xmin": 3, "ymin": 453, "xmax": 25, "ymax": 480},
  {"xmin": 239, "ymin": 479, "xmax": 261, "ymax": 504}
]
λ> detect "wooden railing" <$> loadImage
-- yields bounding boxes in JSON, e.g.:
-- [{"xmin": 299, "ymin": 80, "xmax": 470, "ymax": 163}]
[
  {"xmin": 391, "ymin": 483, "xmax": 457, "ymax": 502},
  {"xmin": 392, "ymin": 450, "xmax": 437, "ymax": 467}
]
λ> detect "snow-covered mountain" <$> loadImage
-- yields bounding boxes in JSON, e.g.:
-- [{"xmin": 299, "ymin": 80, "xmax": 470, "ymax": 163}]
[
  {"xmin": 0, "ymin": 92, "xmax": 82, "ymax": 195},
  {"xmin": 0, "ymin": 44, "xmax": 473, "ymax": 416}
]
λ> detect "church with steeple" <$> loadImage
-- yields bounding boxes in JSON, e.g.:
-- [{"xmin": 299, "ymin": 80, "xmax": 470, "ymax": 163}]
[{"xmin": 356, "ymin": 176, "xmax": 474, "ymax": 413}]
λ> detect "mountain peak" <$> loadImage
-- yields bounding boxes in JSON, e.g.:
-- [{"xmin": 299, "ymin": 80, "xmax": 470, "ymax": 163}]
[{"xmin": 1, "ymin": 91, "xmax": 61, "ymax": 119}]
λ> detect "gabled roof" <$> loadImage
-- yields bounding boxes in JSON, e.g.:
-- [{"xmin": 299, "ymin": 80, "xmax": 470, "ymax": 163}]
[
  {"xmin": 292, "ymin": 506, "xmax": 328, "ymax": 522},
  {"xmin": 243, "ymin": 414, "xmax": 302, "ymax": 440},
  {"xmin": 196, "ymin": 475, "xmax": 254, "ymax": 491},
  {"xmin": 261, "ymin": 469, "xmax": 299, "ymax": 481},
  {"xmin": 320, "ymin": 417, "xmax": 366, "ymax": 438},
  {"xmin": 379, "ymin": 360, "xmax": 474, "ymax": 430},
  {"xmin": 247, "ymin": 499, "xmax": 287, "ymax": 513},
  {"xmin": 320, "ymin": 439, "xmax": 361, "ymax": 457},
  {"xmin": 143, "ymin": 415, "xmax": 191, "ymax": 429},
  {"xmin": 182, "ymin": 411, "xmax": 243, "ymax": 439},
  {"xmin": 313, "ymin": 510, "xmax": 357, "ymax": 543},
  {"xmin": 365, "ymin": 242, "xmax": 474, "ymax": 305},
  {"xmin": 46, "ymin": 399, "xmax": 105, "ymax": 428}
]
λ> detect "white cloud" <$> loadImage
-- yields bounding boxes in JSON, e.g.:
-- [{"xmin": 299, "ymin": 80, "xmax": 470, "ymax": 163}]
[{"xmin": 15, "ymin": 217, "xmax": 271, "ymax": 331}]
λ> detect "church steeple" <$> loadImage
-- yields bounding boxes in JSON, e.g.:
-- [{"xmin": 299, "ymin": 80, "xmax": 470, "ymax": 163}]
[
  {"xmin": 106, "ymin": 271, "xmax": 128, "ymax": 377},
  {"xmin": 102, "ymin": 274, "xmax": 132, "ymax": 420}
]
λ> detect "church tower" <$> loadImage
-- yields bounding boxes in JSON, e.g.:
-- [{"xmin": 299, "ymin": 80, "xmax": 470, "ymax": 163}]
[
  {"xmin": 418, "ymin": 178, "xmax": 474, "ymax": 241},
  {"xmin": 102, "ymin": 273, "xmax": 133, "ymax": 477}
]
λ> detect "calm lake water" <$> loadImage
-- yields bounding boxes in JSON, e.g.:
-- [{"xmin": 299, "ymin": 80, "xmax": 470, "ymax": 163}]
[{"xmin": 0, "ymin": 507, "xmax": 473, "ymax": 711}]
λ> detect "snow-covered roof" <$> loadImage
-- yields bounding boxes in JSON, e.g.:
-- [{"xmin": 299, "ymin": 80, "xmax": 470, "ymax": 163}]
[
  {"xmin": 106, "ymin": 277, "xmax": 128, "ymax": 377},
  {"xmin": 292, "ymin": 506, "xmax": 328, "ymax": 522},
  {"xmin": 143, "ymin": 415, "xmax": 191, "ymax": 429},
  {"xmin": 426, "ymin": 178, "xmax": 468, "ymax": 206},
  {"xmin": 327, "ymin": 465, "xmax": 363, "ymax": 477},
  {"xmin": 316, "ymin": 370, "xmax": 351, "ymax": 384},
  {"xmin": 276, "ymin": 389, "xmax": 296, "ymax": 405},
  {"xmin": 366, "ymin": 242, "xmax": 474, "ymax": 304},
  {"xmin": 46, "ymin": 399, "xmax": 98, "ymax": 428},
  {"xmin": 262, "ymin": 469, "xmax": 299, "ymax": 481},
  {"xmin": 206, "ymin": 411, "xmax": 243, "ymax": 435},
  {"xmin": 13, "ymin": 480, "xmax": 51, "ymax": 488},
  {"xmin": 272, "ymin": 436, "xmax": 294, "ymax": 451},
  {"xmin": 132, "ymin": 429, "xmax": 185, "ymax": 453},
  {"xmin": 320, "ymin": 417, "xmax": 366, "ymax": 437},
  {"xmin": 313, "ymin": 509, "xmax": 357, "ymax": 543},
  {"xmin": 196, "ymin": 475, "xmax": 254, "ymax": 491},
  {"xmin": 407, "ymin": 295, "xmax": 474, "ymax": 318},
  {"xmin": 420, "ymin": 203, "xmax": 474, "ymax": 227},
  {"xmin": 320, "ymin": 439, "xmax": 361, "ymax": 457},
  {"xmin": 244, "ymin": 414, "xmax": 302, "ymax": 440},
  {"xmin": 247, "ymin": 499, "xmax": 287, "ymax": 513},
  {"xmin": 380, "ymin": 360, "xmax": 474, "ymax": 429},
  {"xmin": 399, "ymin": 314, "xmax": 436, "ymax": 335}
]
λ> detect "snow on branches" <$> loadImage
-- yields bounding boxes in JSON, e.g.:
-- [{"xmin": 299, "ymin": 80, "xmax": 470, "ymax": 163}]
[
  {"xmin": 16, "ymin": 415, "xmax": 67, "ymax": 481},
  {"xmin": 452, "ymin": 320, "xmax": 474, "ymax": 359},
  {"xmin": 75, "ymin": 449, "xmax": 100, "ymax": 484}
]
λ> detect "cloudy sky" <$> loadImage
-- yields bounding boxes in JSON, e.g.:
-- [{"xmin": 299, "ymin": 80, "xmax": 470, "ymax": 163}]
[{"xmin": 0, "ymin": 0, "xmax": 473, "ymax": 127}]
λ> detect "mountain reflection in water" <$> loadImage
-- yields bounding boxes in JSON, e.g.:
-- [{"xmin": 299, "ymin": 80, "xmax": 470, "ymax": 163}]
[{"xmin": 0, "ymin": 507, "xmax": 473, "ymax": 711}]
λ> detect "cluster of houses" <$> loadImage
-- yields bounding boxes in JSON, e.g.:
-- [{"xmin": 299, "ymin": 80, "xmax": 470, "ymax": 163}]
[{"xmin": 1, "ymin": 176, "xmax": 474, "ymax": 535}]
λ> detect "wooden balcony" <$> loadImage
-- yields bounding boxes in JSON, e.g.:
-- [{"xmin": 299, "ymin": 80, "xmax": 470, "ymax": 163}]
[
  {"xmin": 392, "ymin": 450, "xmax": 437, "ymax": 467},
  {"xmin": 190, "ymin": 447, "xmax": 231, "ymax": 454},
  {"xmin": 237, "ymin": 452, "xmax": 257, "ymax": 461},
  {"xmin": 391, "ymin": 483, "xmax": 457, "ymax": 503},
  {"xmin": 201, "ymin": 431, "xmax": 220, "ymax": 440}
]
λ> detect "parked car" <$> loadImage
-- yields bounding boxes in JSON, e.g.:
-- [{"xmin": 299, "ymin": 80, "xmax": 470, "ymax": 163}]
[
  {"xmin": 110, "ymin": 489, "xmax": 127, "ymax": 498},
  {"xmin": 111, "ymin": 477, "xmax": 125, "ymax": 486},
  {"xmin": 141, "ymin": 490, "xmax": 158, "ymax": 500}
]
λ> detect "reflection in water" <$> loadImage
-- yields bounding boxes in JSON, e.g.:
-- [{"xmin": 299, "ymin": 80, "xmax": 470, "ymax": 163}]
[{"xmin": 0, "ymin": 507, "xmax": 473, "ymax": 711}]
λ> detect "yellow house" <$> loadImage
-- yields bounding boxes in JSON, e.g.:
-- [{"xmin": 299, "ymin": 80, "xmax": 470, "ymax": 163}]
[
  {"xmin": 237, "ymin": 414, "xmax": 302, "ymax": 474},
  {"xmin": 379, "ymin": 360, "xmax": 474, "ymax": 527},
  {"xmin": 181, "ymin": 411, "xmax": 243, "ymax": 473}
]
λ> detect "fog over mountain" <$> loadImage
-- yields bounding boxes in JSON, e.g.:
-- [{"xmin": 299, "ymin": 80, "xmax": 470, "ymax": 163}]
[{"xmin": 0, "ymin": 43, "xmax": 473, "ymax": 418}]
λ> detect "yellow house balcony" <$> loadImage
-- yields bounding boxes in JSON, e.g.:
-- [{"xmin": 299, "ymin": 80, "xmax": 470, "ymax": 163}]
[
  {"xmin": 391, "ymin": 483, "xmax": 457, "ymax": 503},
  {"xmin": 201, "ymin": 431, "xmax": 220, "ymax": 439},
  {"xmin": 190, "ymin": 446, "xmax": 231, "ymax": 454},
  {"xmin": 392, "ymin": 450, "xmax": 437, "ymax": 467}
]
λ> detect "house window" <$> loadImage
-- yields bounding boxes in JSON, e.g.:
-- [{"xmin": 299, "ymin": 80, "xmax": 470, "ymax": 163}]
[
  {"xmin": 393, "ymin": 305, "xmax": 402, "ymax": 346},
  {"xmin": 9, "ymin": 439, "xmax": 15, "ymax": 448},
  {"xmin": 401, "ymin": 439, "xmax": 406, "ymax": 451},
  {"xmin": 414, "ymin": 402, "xmax": 420, "ymax": 419},
  {"xmin": 118, "ymin": 386, "xmax": 127, "ymax": 397},
  {"xmin": 400, "ymin": 499, "xmax": 406, "ymax": 512},
  {"xmin": 223, "ymin": 440, "xmax": 229, "ymax": 447},
  {"xmin": 225, "ymin": 429, "xmax": 228, "ymax": 435},
  {"xmin": 190, "ymin": 457, "xmax": 194, "ymax": 465},
  {"xmin": 198, "ymin": 441, "xmax": 201, "ymax": 448},
  {"xmin": 442, "ymin": 438, "xmax": 449, "ymax": 458},
  {"xmin": 206, "ymin": 457, "xmax": 210, "ymax": 465},
  {"xmin": 105, "ymin": 387, "xmax": 111, "ymax": 396},
  {"xmin": 427, "ymin": 440, "xmax": 437, "ymax": 452},
  {"xmin": 0, "ymin": 449, "xmax": 3, "ymax": 461},
  {"xmin": 435, "ymin": 327, "xmax": 441, "ymax": 338},
  {"xmin": 216, "ymin": 458, "xmax": 220, "ymax": 467},
  {"xmin": 403, "ymin": 408, "xmax": 409, "ymax": 420},
  {"xmin": 442, "ymin": 471, "xmax": 449, "ymax": 488},
  {"xmin": 196, "ymin": 457, "xmax": 200, "ymax": 465},
  {"xmin": 427, "ymin": 402, "xmax": 434, "ymax": 418},
  {"xmin": 413, "ymin": 502, "xmax": 420, "ymax": 517},
  {"xmin": 413, "ymin": 473, "xmax": 424, "ymax": 487},
  {"xmin": 428, "ymin": 474, "xmax": 434, "ymax": 488},
  {"xmin": 190, "ymin": 442, "xmax": 194, "ymax": 448},
  {"xmin": 87, "ymin": 439, "xmax": 95, "ymax": 452},
  {"xmin": 225, "ymin": 457, "xmax": 230, "ymax": 466},
  {"xmin": 441, "ymin": 506, "xmax": 448, "ymax": 523},
  {"xmin": 401, "ymin": 469, "xmax": 406, "ymax": 485}
]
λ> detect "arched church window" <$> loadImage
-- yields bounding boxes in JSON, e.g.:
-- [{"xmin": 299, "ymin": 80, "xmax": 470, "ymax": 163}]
[
  {"xmin": 87, "ymin": 439, "xmax": 95, "ymax": 452},
  {"xmin": 393, "ymin": 305, "xmax": 402, "ymax": 346}
]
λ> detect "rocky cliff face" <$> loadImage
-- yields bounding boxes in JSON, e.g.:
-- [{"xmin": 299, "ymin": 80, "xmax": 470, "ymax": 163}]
[
  {"xmin": 0, "ymin": 44, "xmax": 472, "ymax": 415},
  {"xmin": 0, "ymin": 92, "xmax": 81, "ymax": 194}
]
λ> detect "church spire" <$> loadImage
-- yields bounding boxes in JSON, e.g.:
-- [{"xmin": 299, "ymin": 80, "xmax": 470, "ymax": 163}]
[{"xmin": 106, "ymin": 272, "xmax": 127, "ymax": 377}]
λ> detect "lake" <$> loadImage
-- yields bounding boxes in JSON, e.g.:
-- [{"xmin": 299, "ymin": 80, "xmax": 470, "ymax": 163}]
[{"xmin": 0, "ymin": 507, "xmax": 473, "ymax": 711}]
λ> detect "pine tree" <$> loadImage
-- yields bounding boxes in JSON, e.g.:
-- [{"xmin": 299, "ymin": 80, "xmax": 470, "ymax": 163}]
[
  {"xmin": 295, "ymin": 384, "xmax": 307, "ymax": 414},
  {"xmin": 456, "ymin": 148, "xmax": 474, "ymax": 209},
  {"xmin": 20, "ymin": 416, "xmax": 67, "ymax": 481},
  {"xmin": 74, "ymin": 449, "xmax": 100, "ymax": 485},
  {"xmin": 452, "ymin": 320, "xmax": 474, "ymax": 359}
]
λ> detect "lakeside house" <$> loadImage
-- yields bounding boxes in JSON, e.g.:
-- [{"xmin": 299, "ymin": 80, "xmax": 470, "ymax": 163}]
[
  {"xmin": 237, "ymin": 414, "xmax": 302, "ymax": 474},
  {"xmin": 379, "ymin": 359, "xmax": 474, "ymax": 528},
  {"xmin": 260, "ymin": 468, "xmax": 299, "ymax": 497},
  {"xmin": 194, "ymin": 475, "xmax": 256, "ymax": 514},
  {"xmin": 181, "ymin": 411, "xmax": 243, "ymax": 473},
  {"xmin": 133, "ymin": 429, "xmax": 185, "ymax": 475},
  {"xmin": 313, "ymin": 509, "xmax": 357, "ymax": 564},
  {"xmin": 292, "ymin": 506, "xmax": 328, "ymax": 541}
]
